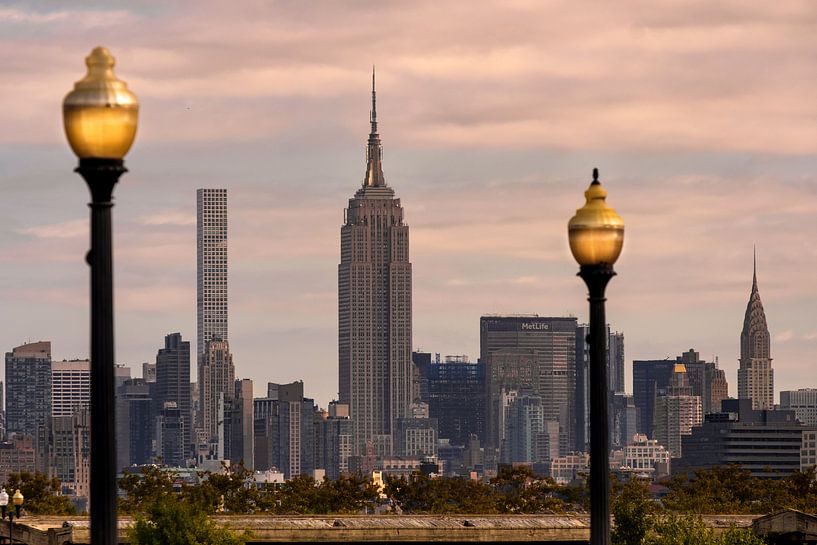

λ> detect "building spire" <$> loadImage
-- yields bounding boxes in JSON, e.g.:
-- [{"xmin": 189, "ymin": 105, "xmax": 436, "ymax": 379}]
[
  {"xmin": 370, "ymin": 65, "xmax": 377, "ymax": 134},
  {"xmin": 364, "ymin": 66, "xmax": 386, "ymax": 187},
  {"xmin": 752, "ymin": 246, "xmax": 758, "ymax": 292}
]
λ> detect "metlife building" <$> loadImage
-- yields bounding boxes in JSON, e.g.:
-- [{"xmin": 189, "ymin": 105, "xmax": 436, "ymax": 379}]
[{"xmin": 480, "ymin": 315, "xmax": 578, "ymax": 458}]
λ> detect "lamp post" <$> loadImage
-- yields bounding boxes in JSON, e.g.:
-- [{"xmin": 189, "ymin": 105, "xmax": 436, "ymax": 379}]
[
  {"xmin": 0, "ymin": 488, "xmax": 24, "ymax": 544},
  {"xmin": 63, "ymin": 46, "xmax": 139, "ymax": 545},
  {"xmin": 567, "ymin": 168, "xmax": 624, "ymax": 545}
]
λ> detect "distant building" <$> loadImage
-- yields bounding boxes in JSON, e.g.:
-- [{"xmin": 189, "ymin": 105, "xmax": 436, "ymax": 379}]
[
  {"xmin": 802, "ymin": 429, "xmax": 817, "ymax": 471},
  {"xmin": 482, "ymin": 315, "xmax": 577, "ymax": 456},
  {"xmin": 155, "ymin": 333, "xmax": 192, "ymax": 463},
  {"xmin": 632, "ymin": 359, "xmax": 676, "ymax": 439},
  {"xmin": 676, "ymin": 399, "xmax": 809, "ymax": 478},
  {"xmin": 5, "ymin": 341, "xmax": 52, "ymax": 473},
  {"xmin": 394, "ymin": 415, "xmax": 438, "ymax": 458},
  {"xmin": 156, "ymin": 401, "xmax": 186, "ymax": 467},
  {"xmin": 0, "ymin": 437, "xmax": 35, "ymax": 486},
  {"xmin": 622, "ymin": 434, "xmax": 671, "ymax": 477},
  {"xmin": 116, "ymin": 378, "xmax": 154, "ymax": 469},
  {"xmin": 738, "ymin": 254, "xmax": 774, "ymax": 410},
  {"xmin": 550, "ymin": 453, "xmax": 589, "ymax": 485},
  {"xmin": 611, "ymin": 393, "xmax": 638, "ymax": 450},
  {"xmin": 224, "ymin": 379, "xmax": 253, "ymax": 469},
  {"xmin": 575, "ymin": 325, "xmax": 625, "ymax": 452},
  {"xmin": 678, "ymin": 349, "xmax": 729, "ymax": 415},
  {"xmin": 418, "ymin": 354, "xmax": 485, "ymax": 446},
  {"xmin": 316, "ymin": 402, "xmax": 354, "ymax": 480},
  {"xmin": 338, "ymin": 77, "xmax": 412, "ymax": 458},
  {"xmin": 652, "ymin": 364, "xmax": 702, "ymax": 458},
  {"xmin": 142, "ymin": 362, "xmax": 156, "ymax": 383},
  {"xmin": 51, "ymin": 407, "xmax": 90, "ymax": 499},
  {"xmin": 253, "ymin": 381, "xmax": 317, "ymax": 479},
  {"xmin": 199, "ymin": 338, "xmax": 235, "ymax": 446},
  {"xmin": 197, "ymin": 187, "xmax": 228, "ymax": 364},
  {"xmin": 780, "ymin": 389, "xmax": 817, "ymax": 426},
  {"xmin": 501, "ymin": 392, "xmax": 559, "ymax": 466},
  {"xmin": 51, "ymin": 360, "xmax": 90, "ymax": 417}
]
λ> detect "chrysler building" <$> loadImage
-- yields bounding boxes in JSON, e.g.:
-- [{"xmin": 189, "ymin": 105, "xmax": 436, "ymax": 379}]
[{"xmin": 738, "ymin": 250, "xmax": 774, "ymax": 410}]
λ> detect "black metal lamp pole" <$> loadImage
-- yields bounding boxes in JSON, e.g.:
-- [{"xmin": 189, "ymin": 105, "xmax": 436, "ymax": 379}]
[
  {"xmin": 78, "ymin": 159, "xmax": 126, "ymax": 545},
  {"xmin": 63, "ymin": 47, "xmax": 139, "ymax": 545},
  {"xmin": 567, "ymin": 169, "xmax": 624, "ymax": 545},
  {"xmin": 580, "ymin": 264, "xmax": 614, "ymax": 545}
]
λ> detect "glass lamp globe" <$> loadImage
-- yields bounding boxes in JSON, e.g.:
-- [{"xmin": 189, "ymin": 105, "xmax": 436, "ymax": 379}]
[
  {"xmin": 0, "ymin": 489, "xmax": 8, "ymax": 507},
  {"xmin": 12, "ymin": 490, "xmax": 23, "ymax": 507},
  {"xmin": 567, "ymin": 169, "xmax": 624, "ymax": 266},
  {"xmin": 63, "ymin": 46, "xmax": 139, "ymax": 160}
]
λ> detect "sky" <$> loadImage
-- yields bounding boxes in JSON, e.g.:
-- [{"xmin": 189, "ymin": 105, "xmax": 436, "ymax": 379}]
[{"xmin": 2, "ymin": 1, "xmax": 816, "ymax": 408}]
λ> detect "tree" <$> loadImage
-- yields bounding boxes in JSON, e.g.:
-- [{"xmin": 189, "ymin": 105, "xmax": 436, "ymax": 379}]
[
  {"xmin": 129, "ymin": 494, "xmax": 245, "ymax": 545},
  {"xmin": 118, "ymin": 465, "xmax": 176, "ymax": 514},
  {"xmin": 611, "ymin": 478, "xmax": 655, "ymax": 545},
  {"xmin": 183, "ymin": 463, "xmax": 259, "ymax": 514},
  {"xmin": 4, "ymin": 471, "xmax": 76, "ymax": 515}
]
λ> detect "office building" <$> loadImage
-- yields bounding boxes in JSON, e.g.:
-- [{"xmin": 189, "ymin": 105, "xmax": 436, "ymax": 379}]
[
  {"xmin": 51, "ymin": 407, "xmax": 90, "ymax": 500},
  {"xmin": 678, "ymin": 349, "xmax": 729, "ymax": 415},
  {"xmin": 224, "ymin": 378, "xmax": 254, "ymax": 469},
  {"xmin": 0, "ymin": 437, "xmax": 36, "ymax": 487},
  {"xmin": 632, "ymin": 359, "xmax": 676, "ymax": 438},
  {"xmin": 316, "ymin": 402, "xmax": 354, "ymax": 480},
  {"xmin": 575, "ymin": 325, "xmax": 626, "ymax": 452},
  {"xmin": 482, "ymin": 316, "xmax": 577, "ymax": 455},
  {"xmin": 611, "ymin": 393, "xmax": 638, "ymax": 450},
  {"xmin": 338, "ymin": 73, "xmax": 412, "ymax": 456},
  {"xmin": 676, "ymin": 399, "xmax": 808, "ymax": 478},
  {"xmin": 254, "ymin": 381, "xmax": 317, "ymax": 479},
  {"xmin": 5, "ymin": 341, "xmax": 52, "ymax": 472},
  {"xmin": 199, "ymin": 338, "xmax": 235, "ymax": 443},
  {"xmin": 156, "ymin": 401, "xmax": 186, "ymax": 467},
  {"xmin": 51, "ymin": 360, "xmax": 90, "ymax": 417},
  {"xmin": 500, "ymin": 392, "xmax": 560, "ymax": 466},
  {"xmin": 155, "ymin": 333, "xmax": 192, "ymax": 462},
  {"xmin": 622, "ymin": 434, "xmax": 671, "ymax": 477},
  {"xmin": 802, "ymin": 429, "xmax": 817, "ymax": 470},
  {"xmin": 419, "ymin": 354, "xmax": 485, "ymax": 446},
  {"xmin": 394, "ymin": 415, "xmax": 438, "ymax": 458},
  {"xmin": 197, "ymin": 188, "xmax": 228, "ymax": 364},
  {"xmin": 738, "ymin": 254, "xmax": 774, "ymax": 410},
  {"xmin": 781, "ymin": 389, "xmax": 817, "ymax": 427},
  {"xmin": 116, "ymin": 378, "xmax": 154, "ymax": 469}
]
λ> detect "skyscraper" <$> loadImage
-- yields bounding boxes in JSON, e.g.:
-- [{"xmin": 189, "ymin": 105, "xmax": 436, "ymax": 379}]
[
  {"xmin": 481, "ymin": 316, "xmax": 577, "ymax": 455},
  {"xmin": 338, "ymin": 70, "xmax": 412, "ymax": 456},
  {"xmin": 197, "ymin": 188, "xmax": 228, "ymax": 363},
  {"xmin": 155, "ymin": 333, "xmax": 191, "ymax": 462},
  {"xmin": 199, "ymin": 338, "xmax": 235, "ymax": 443},
  {"xmin": 738, "ymin": 252, "xmax": 773, "ymax": 410},
  {"xmin": 5, "ymin": 341, "xmax": 51, "ymax": 472},
  {"xmin": 51, "ymin": 360, "xmax": 90, "ymax": 417}
]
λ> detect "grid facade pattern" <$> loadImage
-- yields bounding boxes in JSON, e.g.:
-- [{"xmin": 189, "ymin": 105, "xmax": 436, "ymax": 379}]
[
  {"xmin": 197, "ymin": 188, "xmax": 228, "ymax": 362},
  {"xmin": 155, "ymin": 333, "xmax": 191, "ymax": 462},
  {"xmin": 781, "ymin": 389, "xmax": 817, "ymax": 427},
  {"xmin": 199, "ymin": 338, "xmax": 235, "ymax": 441},
  {"xmin": 338, "ymin": 100, "xmax": 412, "ymax": 456},
  {"xmin": 52, "ymin": 360, "xmax": 90, "ymax": 417},
  {"xmin": 480, "ymin": 316, "xmax": 577, "ymax": 454},
  {"xmin": 5, "ymin": 342, "xmax": 51, "ymax": 456}
]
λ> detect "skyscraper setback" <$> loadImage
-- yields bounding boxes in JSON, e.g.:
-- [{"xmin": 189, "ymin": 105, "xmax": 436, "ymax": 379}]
[
  {"xmin": 197, "ymin": 188, "xmax": 228, "ymax": 363},
  {"xmin": 738, "ymin": 252, "xmax": 773, "ymax": 410},
  {"xmin": 338, "ymin": 71, "xmax": 413, "ymax": 456}
]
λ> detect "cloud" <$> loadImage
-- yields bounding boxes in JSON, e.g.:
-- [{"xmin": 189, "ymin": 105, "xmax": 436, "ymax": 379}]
[
  {"xmin": 775, "ymin": 330, "xmax": 795, "ymax": 342},
  {"xmin": 140, "ymin": 210, "xmax": 195, "ymax": 226},
  {"xmin": 17, "ymin": 218, "xmax": 86, "ymax": 239}
]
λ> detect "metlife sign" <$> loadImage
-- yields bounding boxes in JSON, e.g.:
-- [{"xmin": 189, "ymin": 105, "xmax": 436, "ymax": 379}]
[{"xmin": 521, "ymin": 322, "xmax": 550, "ymax": 331}]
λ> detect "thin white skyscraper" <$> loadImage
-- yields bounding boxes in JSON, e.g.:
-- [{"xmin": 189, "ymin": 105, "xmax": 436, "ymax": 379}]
[{"xmin": 196, "ymin": 188, "xmax": 228, "ymax": 363}]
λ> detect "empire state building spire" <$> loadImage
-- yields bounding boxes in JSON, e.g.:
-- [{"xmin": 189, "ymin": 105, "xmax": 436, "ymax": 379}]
[
  {"xmin": 364, "ymin": 66, "xmax": 386, "ymax": 187},
  {"xmin": 738, "ymin": 248, "xmax": 773, "ymax": 410}
]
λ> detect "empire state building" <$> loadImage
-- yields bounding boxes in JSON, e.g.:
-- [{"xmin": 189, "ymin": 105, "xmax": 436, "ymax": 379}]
[
  {"xmin": 738, "ymin": 251, "xmax": 774, "ymax": 410},
  {"xmin": 338, "ymin": 70, "xmax": 412, "ymax": 456}
]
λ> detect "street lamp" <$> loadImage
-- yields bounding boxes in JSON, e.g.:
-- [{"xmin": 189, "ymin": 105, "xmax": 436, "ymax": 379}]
[
  {"xmin": 63, "ymin": 46, "xmax": 139, "ymax": 545},
  {"xmin": 0, "ymin": 488, "xmax": 24, "ymax": 543},
  {"xmin": 568, "ymin": 168, "xmax": 624, "ymax": 545}
]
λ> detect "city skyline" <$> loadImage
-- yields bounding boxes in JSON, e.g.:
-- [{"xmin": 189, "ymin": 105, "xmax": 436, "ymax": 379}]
[{"xmin": 2, "ymin": 2, "xmax": 817, "ymax": 408}]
